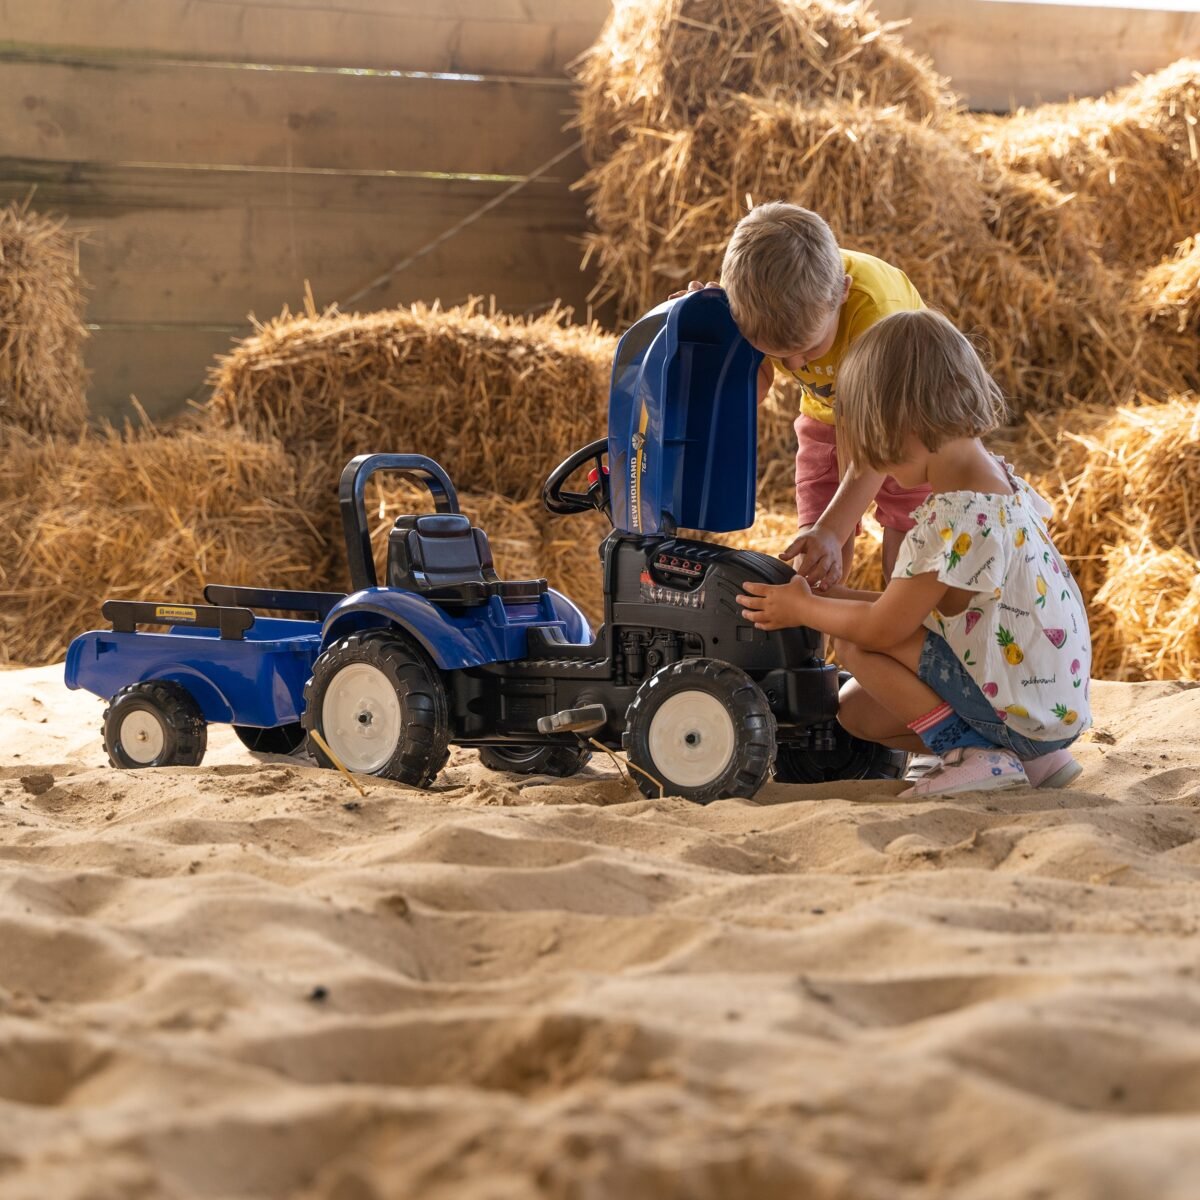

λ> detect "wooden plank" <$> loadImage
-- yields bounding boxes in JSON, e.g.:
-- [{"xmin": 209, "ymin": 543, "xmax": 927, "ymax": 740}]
[
  {"xmin": 874, "ymin": 0, "xmax": 1200, "ymax": 108},
  {"xmin": 84, "ymin": 325, "xmax": 238, "ymax": 424},
  {"xmin": 0, "ymin": 58, "xmax": 580, "ymax": 176},
  {"xmin": 0, "ymin": 0, "xmax": 612, "ymax": 76},
  {"xmin": 0, "ymin": 161, "xmax": 595, "ymax": 325}
]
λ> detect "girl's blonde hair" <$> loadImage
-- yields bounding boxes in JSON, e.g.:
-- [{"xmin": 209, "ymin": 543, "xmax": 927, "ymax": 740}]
[{"xmin": 836, "ymin": 309, "xmax": 1007, "ymax": 472}]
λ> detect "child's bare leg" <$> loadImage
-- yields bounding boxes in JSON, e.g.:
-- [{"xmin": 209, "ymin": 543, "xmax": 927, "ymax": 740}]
[
  {"xmin": 881, "ymin": 526, "xmax": 905, "ymax": 584},
  {"xmin": 833, "ymin": 631, "xmax": 941, "ymax": 751}
]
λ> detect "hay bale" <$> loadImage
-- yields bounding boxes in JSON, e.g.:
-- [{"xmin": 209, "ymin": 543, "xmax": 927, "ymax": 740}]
[
  {"xmin": 971, "ymin": 60, "xmax": 1200, "ymax": 270},
  {"xmin": 205, "ymin": 300, "xmax": 615, "ymax": 501},
  {"xmin": 1137, "ymin": 235, "xmax": 1200, "ymax": 336},
  {"xmin": 575, "ymin": 0, "xmax": 950, "ymax": 165},
  {"xmin": 1092, "ymin": 537, "xmax": 1200, "ymax": 682},
  {"xmin": 0, "ymin": 202, "xmax": 88, "ymax": 438},
  {"xmin": 0, "ymin": 428, "xmax": 326, "ymax": 666},
  {"xmin": 578, "ymin": 94, "xmax": 1180, "ymax": 412},
  {"xmin": 1018, "ymin": 396, "xmax": 1200, "ymax": 679}
]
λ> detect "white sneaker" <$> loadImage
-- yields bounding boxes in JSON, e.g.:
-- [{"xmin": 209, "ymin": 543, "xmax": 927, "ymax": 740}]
[
  {"xmin": 899, "ymin": 746, "xmax": 1028, "ymax": 798},
  {"xmin": 1024, "ymin": 749, "xmax": 1083, "ymax": 789},
  {"xmin": 904, "ymin": 753, "xmax": 942, "ymax": 783}
]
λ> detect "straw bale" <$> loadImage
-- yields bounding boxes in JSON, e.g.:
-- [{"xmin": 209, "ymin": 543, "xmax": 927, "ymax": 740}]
[
  {"xmin": 1137, "ymin": 235, "xmax": 1200, "ymax": 336},
  {"xmin": 578, "ymin": 95, "xmax": 1180, "ymax": 413},
  {"xmin": 0, "ymin": 202, "xmax": 88, "ymax": 438},
  {"xmin": 970, "ymin": 60, "xmax": 1200, "ymax": 270},
  {"xmin": 1091, "ymin": 537, "xmax": 1200, "ymax": 682},
  {"xmin": 205, "ymin": 300, "xmax": 615, "ymax": 501},
  {"xmin": 0, "ymin": 428, "xmax": 326, "ymax": 666},
  {"xmin": 574, "ymin": 0, "xmax": 950, "ymax": 165}
]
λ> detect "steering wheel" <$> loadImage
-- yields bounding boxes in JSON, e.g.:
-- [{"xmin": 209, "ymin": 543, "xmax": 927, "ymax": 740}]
[{"xmin": 542, "ymin": 438, "xmax": 610, "ymax": 517}]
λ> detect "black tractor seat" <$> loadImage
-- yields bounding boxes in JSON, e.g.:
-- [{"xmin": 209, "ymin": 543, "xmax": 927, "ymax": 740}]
[{"xmin": 387, "ymin": 513, "xmax": 548, "ymax": 607}]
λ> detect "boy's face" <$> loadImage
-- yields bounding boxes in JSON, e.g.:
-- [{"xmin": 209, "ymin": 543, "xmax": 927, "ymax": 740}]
[{"xmin": 749, "ymin": 275, "xmax": 852, "ymax": 373}]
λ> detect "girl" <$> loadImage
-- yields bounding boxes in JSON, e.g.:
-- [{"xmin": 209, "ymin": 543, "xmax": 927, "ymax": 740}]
[{"xmin": 737, "ymin": 308, "xmax": 1091, "ymax": 797}]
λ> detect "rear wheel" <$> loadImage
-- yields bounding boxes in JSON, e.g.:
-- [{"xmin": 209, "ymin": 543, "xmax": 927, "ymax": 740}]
[
  {"xmin": 478, "ymin": 744, "xmax": 591, "ymax": 777},
  {"xmin": 103, "ymin": 681, "xmax": 207, "ymax": 769},
  {"xmin": 623, "ymin": 659, "xmax": 775, "ymax": 803},
  {"xmin": 234, "ymin": 723, "xmax": 307, "ymax": 756},
  {"xmin": 303, "ymin": 631, "xmax": 450, "ymax": 787},
  {"xmin": 774, "ymin": 730, "xmax": 907, "ymax": 784}
]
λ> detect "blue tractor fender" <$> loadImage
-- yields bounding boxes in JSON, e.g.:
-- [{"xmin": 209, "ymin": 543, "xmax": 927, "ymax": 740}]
[{"xmin": 320, "ymin": 587, "xmax": 592, "ymax": 669}]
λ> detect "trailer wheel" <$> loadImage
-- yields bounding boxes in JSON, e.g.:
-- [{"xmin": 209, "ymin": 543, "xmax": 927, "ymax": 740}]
[
  {"xmin": 234, "ymin": 723, "xmax": 307, "ymax": 756},
  {"xmin": 103, "ymin": 681, "xmax": 207, "ymax": 769},
  {"xmin": 478, "ymin": 744, "xmax": 591, "ymax": 778},
  {"xmin": 623, "ymin": 659, "xmax": 775, "ymax": 803},
  {"xmin": 303, "ymin": 631, "xmax": 449, "ymax": 787}
]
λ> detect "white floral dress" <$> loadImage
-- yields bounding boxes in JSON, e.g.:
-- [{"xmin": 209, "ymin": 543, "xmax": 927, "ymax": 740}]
[{"xmin": 893, "ymin": 464, "xmax": 1092, "ymax": 743}]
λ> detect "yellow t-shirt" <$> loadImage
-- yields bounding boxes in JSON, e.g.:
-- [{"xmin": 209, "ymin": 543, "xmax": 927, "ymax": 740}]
[{"xmin": 770, "ymin": 249, "xmax": 923, "ymax": 425}]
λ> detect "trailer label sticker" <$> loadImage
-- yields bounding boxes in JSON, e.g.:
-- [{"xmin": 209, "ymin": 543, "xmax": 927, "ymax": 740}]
[{"xmin": 154, "ymin": 605, "xmax": 197, "ymax": 623}]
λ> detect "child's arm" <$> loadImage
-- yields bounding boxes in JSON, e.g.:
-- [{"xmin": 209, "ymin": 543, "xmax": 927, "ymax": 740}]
[
  {"xmin": 780, "ymin": 463, "xmax": 886, "ymax": 586},
  {"xmin": 737, "ymin": 570, "xmax": 947, "ymax": 651}
]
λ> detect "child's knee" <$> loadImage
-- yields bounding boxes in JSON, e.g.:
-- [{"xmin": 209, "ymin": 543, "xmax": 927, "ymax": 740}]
[{"xmin": 831, "ymin": 636, "xmax": 861, "ymax": 669}]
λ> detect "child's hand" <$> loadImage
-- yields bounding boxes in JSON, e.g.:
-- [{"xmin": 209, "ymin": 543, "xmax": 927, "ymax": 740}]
[
  {"xmin": 667, "ymin": 280, "xmax": 721, "ymax": 300},
  {"xmin": 737, "ymin": 576, "xmax": 813, "ymax": 631},
  {"xmin": 779, "ymin": 526, "xmax": 843, "ymax": 590}
]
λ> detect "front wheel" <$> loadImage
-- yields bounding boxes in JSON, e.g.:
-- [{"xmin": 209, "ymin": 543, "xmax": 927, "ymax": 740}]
[
  {"xmin": 623, "ymin": 659, "xmax": 776, "ymax": 803},
  {"xmin": 303, "ymin": 631, "xmax": 450, "ymax": 787},
  {"xmin": 478, "ymin": 744, "xmax": 591, "ymax": 778},
  {"xmin": 103, "ymin": 681, "xmax": 207, "ymax": 769}
]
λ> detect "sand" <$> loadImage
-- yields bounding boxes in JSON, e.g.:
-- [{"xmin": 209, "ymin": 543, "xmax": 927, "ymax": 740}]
[{"xmin": 2, "ymin": 665, "xmax": 1200, "ymax": 1198}]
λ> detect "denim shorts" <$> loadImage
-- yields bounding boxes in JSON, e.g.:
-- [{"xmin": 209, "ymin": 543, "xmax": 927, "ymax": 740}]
[{"xmin": 917, "ymin": 631, "xmax": 1079, "ymax": 761}]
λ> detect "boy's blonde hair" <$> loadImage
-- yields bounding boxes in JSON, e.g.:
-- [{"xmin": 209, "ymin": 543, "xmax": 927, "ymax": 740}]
[
  {"xmin": 836, "ymin": 309, "xmax": 1007, "ymax": 472},
  {"xmin": 721, "ymin": 202, "xmax": 845, "ymax": 350}
]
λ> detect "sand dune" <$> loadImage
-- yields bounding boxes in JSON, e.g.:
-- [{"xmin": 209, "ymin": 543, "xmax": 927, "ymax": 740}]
[{"xmin": 1, "ymin": 667, "xmax": 1199, "ymax": 1197}]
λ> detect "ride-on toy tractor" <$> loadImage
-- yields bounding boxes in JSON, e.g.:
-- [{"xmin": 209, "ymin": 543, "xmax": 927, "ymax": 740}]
[{"xmin": 66, "ymin": 289, "xmax": 902, "ymax": 802}]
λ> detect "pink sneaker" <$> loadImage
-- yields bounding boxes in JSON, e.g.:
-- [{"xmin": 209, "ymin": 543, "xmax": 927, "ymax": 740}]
[
  {"xmin": 899, "ymin": 746, "xmax": 1028, "ymax": 798},
  {"xmin": 1023, "ymin": 749, "xmax": 1082, "ymax": 789}
]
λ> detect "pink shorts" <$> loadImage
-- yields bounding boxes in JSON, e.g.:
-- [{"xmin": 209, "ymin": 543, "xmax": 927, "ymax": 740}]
[{"xmin": 793, "ymin": 414, "xmax": 931, "ymax": 532}]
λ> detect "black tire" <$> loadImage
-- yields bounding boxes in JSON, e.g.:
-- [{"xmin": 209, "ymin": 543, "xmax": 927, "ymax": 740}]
[
  {"xmin": 234, "ymin": 723, "xmax": 307, "ymax": 755},
  {"xmin": 477, "ymin": 744, "xmax": 591, "ymax": 778},
  {"xmin": 103, "ymin": 681, "xmax": 207, "ymax": 769},
  {"xmin": 773, "ymin": 731, "xmax": 908, "ymax": 785},
  {"xmin": 623, "ymin": 659, "xmax": 776, "ymax": 803},
  {"xmin": 302, "ymin": 630, "xmax": 450, "ymax": 787}
]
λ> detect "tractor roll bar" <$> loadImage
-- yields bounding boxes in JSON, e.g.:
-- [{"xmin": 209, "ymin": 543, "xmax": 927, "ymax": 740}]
[{"xmin": 339, "ymin": 454, "xmax": 461, "ymax": 592}]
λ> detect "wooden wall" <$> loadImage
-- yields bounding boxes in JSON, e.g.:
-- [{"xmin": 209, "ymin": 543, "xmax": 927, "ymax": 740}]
[
  {"xmin": 2, "ymin": 1, "xmax": 1196, "ymax": 422},
  {"xmin": 0, "ymin": 0, "xmax": 612, "ymax": 421},
  {"xmin": 875, "ymin": 0, "xmax": 1200, "ymax": 111}
]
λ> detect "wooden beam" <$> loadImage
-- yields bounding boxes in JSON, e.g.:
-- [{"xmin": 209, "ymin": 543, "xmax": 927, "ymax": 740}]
[
  {"xmin": 0, "ymin": 0, "xmax": 613, "ymax": 76},
  {"xmin": 0, "ymin": 159, "xmax": 596, "ymax": 325},
  {"xmin": 874, "ymin": 0, "xmax": 1200, "ymax": 108},
  {"xmin": 0, "ymin": 58, "xmax": 581, "ymax": 176}
]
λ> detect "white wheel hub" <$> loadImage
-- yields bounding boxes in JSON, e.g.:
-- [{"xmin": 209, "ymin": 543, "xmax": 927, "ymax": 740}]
[
  {"xmin": 120, "ymin": 708, "xmax": 166, "ymax": 764},
  {"xmin": 647, "ymin": 690, "xmax": 736, "ymax": 788},
  {"xmin": 321, "ymin": 662, "xmax": 403, "ymax": 774}
]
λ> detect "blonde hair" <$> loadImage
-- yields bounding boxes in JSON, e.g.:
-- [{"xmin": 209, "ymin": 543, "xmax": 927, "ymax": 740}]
[
  {"xmin": 720, "ymin": 203, "xmax": 845, "ymax": 350},
  {"xmin": 837, "ymin": 309, "xmax": 1007, "ymax": 471}
]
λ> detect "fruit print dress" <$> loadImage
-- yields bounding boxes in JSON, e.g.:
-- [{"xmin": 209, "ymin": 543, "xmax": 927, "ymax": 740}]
[{"xmin": 893, "ymin": 462, "xmax": 1092, "ymax": 743}]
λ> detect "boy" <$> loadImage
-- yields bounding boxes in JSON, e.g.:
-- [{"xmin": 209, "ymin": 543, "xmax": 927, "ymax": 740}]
[{"xmin": 679, "ymin": 203, "xmax": 929, "ymax": 587}]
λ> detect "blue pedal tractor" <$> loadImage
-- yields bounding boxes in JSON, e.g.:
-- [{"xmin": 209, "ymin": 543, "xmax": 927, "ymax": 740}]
[{"xmin": 66, "ymin": 290, "xmax": 902, "ymax": 801}]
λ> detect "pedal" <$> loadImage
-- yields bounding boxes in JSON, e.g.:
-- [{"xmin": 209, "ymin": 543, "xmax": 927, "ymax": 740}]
[{"xmin": 537, "ymin": 703, "xmax": 608, "ymax": 734}]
